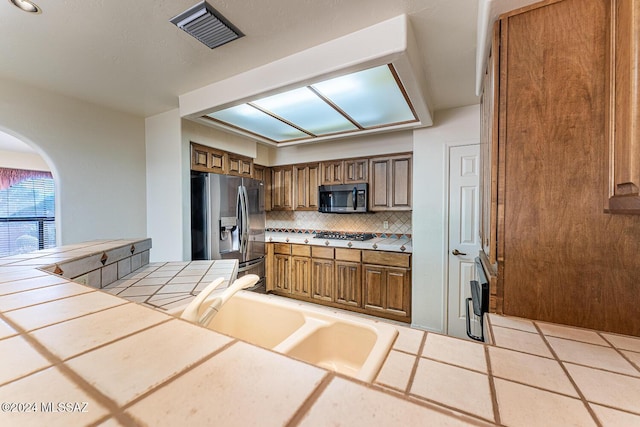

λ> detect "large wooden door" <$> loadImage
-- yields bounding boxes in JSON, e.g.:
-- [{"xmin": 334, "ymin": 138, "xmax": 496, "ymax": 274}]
[{"xmin": 447, "ymin": 144, "xmax": 481, "ymax": 339}]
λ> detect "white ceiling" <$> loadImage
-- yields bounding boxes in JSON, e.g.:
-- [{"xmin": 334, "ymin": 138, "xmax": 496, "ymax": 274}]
[{"xmin": 0, "ymin": 0, "xmax": 479, "ymax": 119}]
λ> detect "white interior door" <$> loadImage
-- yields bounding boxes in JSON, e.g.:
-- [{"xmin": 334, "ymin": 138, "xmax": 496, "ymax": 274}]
[{"xmin": 447, "ymin": 144, "xmax": 481, "ymax": 339}]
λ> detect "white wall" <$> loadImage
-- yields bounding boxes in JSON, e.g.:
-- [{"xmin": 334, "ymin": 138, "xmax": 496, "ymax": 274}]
[
  {"xmin": 145, "ymin": 109, "xmax": 186, "ymax": 262},
  {"xmin": 0, "ymin": 150, "xmax": 50, "ymax": 171},
  {"xmin": 411, "ymin": 104, "xmax": 480, "ymax": 333},
  {"xmin": 0, "ymin": 78, "xmax": 147, "ymax": 246}
]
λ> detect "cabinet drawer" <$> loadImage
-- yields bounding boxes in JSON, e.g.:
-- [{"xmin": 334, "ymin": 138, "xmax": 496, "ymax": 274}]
[
  {"xmin": 311, "ymin": 246, "xmax": 334, "ymax": 259},
  {"xmin": 291, "ymin": 244, "xmax": 311, "ymax": 257},
  {"xmin": 362, "ymin": 250, "xmax": 411, "ymax": 268},
  {"xmin": 335, "ymin": 248, "xmax": 361, "ymax": 262},
  {"xmin": 274, "ymin": 243, "xmax": 291, "ymax": 255}
]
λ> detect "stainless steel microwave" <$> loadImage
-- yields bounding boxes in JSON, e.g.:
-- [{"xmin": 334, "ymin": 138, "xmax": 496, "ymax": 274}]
[{"xmin": 318, "ymin": 183, "xmax": 368, "ymax": 213}]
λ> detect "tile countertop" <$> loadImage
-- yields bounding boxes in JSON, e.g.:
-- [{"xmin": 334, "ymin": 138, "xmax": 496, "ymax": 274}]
[
  {"xmin": 1, "ymin": 240, "xmax": 640, "ymax": 426},
  {"xmin": 266, "ymin": 231, "xmax": 412, "ymax": 253}
]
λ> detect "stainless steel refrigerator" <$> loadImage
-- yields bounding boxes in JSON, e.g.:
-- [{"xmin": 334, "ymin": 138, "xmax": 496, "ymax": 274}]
[{"xmin": 191, "ymin": 171, "xmax": 265, "ymax": 286}]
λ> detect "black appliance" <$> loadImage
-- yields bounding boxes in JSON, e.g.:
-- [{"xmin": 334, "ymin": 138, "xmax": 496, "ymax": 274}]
[
  {"xmin": 318, "ymin": 183, "xmax": 368, "ymax": 213},
  {"xmin": 466, "ymin": 257, "xmax": 490, "ymax": 342}
]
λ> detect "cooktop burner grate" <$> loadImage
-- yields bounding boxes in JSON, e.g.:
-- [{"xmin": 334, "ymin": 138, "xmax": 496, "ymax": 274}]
[{"xmin": 314, "ymin": 232, "xmax": 375, "ymax": 241}]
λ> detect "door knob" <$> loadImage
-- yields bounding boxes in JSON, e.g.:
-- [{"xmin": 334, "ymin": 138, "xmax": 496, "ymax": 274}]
[{"xmin": 452, "ymin": 249, "xmax": 467, "ymax": 256}]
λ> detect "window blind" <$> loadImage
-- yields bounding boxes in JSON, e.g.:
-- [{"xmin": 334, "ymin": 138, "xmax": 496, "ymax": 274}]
[{"xmin": 0, "ymin": 168, "xmax": 56, "ymax": 257}]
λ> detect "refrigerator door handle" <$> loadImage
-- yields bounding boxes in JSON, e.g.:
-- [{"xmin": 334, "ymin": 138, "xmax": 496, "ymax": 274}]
[
  {"xmin": 237, "ymin": 185, "xmax": 249, "ymax": 257},
  {"xmin": 237, "ymin": 185, "xmax": 244, "ymax": 256},
  {"xmin": 241, "ymin": 185, "xmax": 249, "ymax": 256},
  {"xmin": 205, "ymin": 174, "xmax": 211, "ymax": 259}
]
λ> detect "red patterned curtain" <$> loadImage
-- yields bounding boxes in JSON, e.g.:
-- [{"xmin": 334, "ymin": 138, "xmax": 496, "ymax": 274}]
[{"xmin": 0, "ymin": 168, "xmax": 53, "ymax": 191}]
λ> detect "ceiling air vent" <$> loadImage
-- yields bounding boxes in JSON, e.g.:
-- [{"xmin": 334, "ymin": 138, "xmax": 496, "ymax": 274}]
[{"xmin": 170, "ymin": 1, "xmax": 243, "ymax": 49}]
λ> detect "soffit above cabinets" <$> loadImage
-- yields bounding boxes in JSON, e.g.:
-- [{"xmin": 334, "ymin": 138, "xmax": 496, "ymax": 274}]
[{"xmin": 179, "ymin": 15, "xmax": 433, "ymax": 147}]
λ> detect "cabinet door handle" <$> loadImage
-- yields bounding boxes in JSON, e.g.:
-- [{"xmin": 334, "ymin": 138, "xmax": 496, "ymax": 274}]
[{"xmin": 452, "ymin": 249, "xmax": 467, "ymax": 256}]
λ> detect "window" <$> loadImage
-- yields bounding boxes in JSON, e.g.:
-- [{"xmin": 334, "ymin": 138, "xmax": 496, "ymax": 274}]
[{"xmin": 0, "ymin": 168, "xmax": 56, "ymax": 257}]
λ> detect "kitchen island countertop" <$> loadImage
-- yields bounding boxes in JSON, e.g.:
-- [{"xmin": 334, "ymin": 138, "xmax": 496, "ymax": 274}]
[{"xmin": 0, "ymin": 239, "xmax": 639, "ymax": 426}]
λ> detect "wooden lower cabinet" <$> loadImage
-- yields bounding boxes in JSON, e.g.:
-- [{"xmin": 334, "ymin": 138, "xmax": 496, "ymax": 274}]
[
  {"xmin": 334, "ymin": 261, "xmax": 361, "ymax": 307},
  {"xmin": 272, "ymin": 254, "xmax": 291, "ymax": 293},
  {"xmin": 291, "ymin": 256, "xmax": 311, "ymax": 297},
  {"xmin": 311, "ymin": 258, "xmax": 334, "ymax": 302},
  {"xmin": 363, "ymin": 265, "xmax": 410, "ymax": 318},
  {"xmin": 266, "ymin": 242, "xmax": 411, "ymax": 322}
]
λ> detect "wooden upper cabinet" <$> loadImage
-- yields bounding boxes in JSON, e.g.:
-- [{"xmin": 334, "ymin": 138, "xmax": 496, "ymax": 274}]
[
  {"xmin": 228, "ymin": 153, "xmax": 253, "ymax": 178},
  {"xmin": 321, "ymin": 158, "xmax": 368, "ymax": 185},
  {"xmin": 270, "ymin": 166, "xmax": 293, "ymax": 211},
  {"xmin": 190, "ymin": 142, "xmax": 256, "ymax": 178},
  {"xmin": 294, "ymin": 163, "xmax": 319, "ymax": 211},
  {"xmin": 191, "ymin": 143, "xmax": 226, "ymax": 174},
  {"xmin": 320, "ymin": 161, "xmax": 344, "ymax": 185},
  {"xmin": 253, "ymin": 165, "xmax": 266, "ymax": 182},
  {"xmin": 480, "ymin": 22, "xmax": 500, "ymax": 266},
  {"xmin": 606, "ymin": 0, "xmax": 640, "ymax": 214},
  {"xmin": 369, "ymin": 154, "xmax": 412, "ymax": 211},
  {"xmin": 260, "ymin": 152, "xmax": 411, "ymax": 213},
  {"xmin": 344, "ymin": 158, "xmax": 368, "ymax": 183},
  {"xmin": 260, "ymin": 166, "xmax": 272, "ymax": 212}
]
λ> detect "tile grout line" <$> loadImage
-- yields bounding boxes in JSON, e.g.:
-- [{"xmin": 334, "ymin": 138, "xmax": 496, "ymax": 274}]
[
  {"xmin": 403, "ymin": 331, "xmax": 428, "ymax": 395},
  {"xmin": 598, "ymin": 332, "xmax": 640, "ymax": 375},
  {"xmin": 484, "ymin": 344, "xmax": 502, "ymax": 426},
  {"xmin": 0, "ymin": 280, "xmax": 77, "ymax": 299},
  {"xmin": 404, "ymin": 390, "xmax": 499, "ymax": 425},
  {"xmin": 533, "ymin": 322, "xmax": 603, "ymax": 427},
  {"xmin": 5, "ymin": 300, "xmax": 130, "ymax": 335},
  {"xmin": 118, "ymin": 338, "xmax": 239, "ymax": 412},
  {"xmin": 59, "ymin": 317, "xmax": 175, "ymax": 363},
  {"xmin": 363, "ymin": 379, "xmax": 494, "ymax": 427},
  {"xmin": 0, "ymin": 286, "xmax": 96, "ymax": 314},
  {"xmin": 418, "ymin": 353, "xmax": 492, "ymax": 376},
  {"xmin": 284, "ymin": 373, "xmax": 335, "ymax": 427}
]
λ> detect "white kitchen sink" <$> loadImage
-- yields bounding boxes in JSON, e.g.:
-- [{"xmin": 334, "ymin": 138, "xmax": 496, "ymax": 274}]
[{"xmin": 169, "ymin": 291, "xmax": 397, "ymax": 382}]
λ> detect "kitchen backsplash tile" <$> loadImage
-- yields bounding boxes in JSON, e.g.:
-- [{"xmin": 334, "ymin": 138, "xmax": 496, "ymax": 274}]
[{"xmin": 266, "ymin": 211, "xmax": 411, "ymax": 235}]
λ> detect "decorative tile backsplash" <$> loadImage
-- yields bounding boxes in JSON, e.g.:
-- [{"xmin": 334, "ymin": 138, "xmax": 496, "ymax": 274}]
[{"xmin": 266, "ymin": 211, "xmax": 412, "ymax": 236}]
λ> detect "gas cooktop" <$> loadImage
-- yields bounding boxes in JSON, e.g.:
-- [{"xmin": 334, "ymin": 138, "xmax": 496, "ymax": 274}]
[{"xmin": 313, "ymin": 232, "xmax": 375, "ymax": 241}]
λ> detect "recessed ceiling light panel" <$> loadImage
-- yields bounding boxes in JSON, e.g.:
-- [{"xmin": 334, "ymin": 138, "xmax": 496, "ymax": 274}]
[
  {"xmin": 10, "ymin": 0, "xmax": 41, "ymax": 14},
  {"xmin": 204, "ymin": 64, "xmax": 418, "ymax": 143},
  {"xmin": 170, "ymin": 1, "xmax": 243, "ymax": 49}
]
